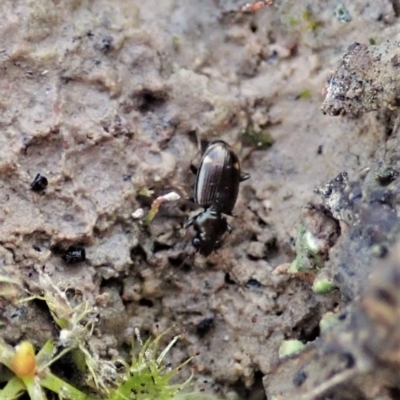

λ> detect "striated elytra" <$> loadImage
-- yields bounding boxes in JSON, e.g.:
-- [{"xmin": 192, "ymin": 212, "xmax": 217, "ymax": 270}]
[
  {"xmin": 194, "ymin": 141, "xmax": 249, "ymax": 214},
  {"xmin": 186, "ymin": 140, "xmax": 249, "ymax": 256}
]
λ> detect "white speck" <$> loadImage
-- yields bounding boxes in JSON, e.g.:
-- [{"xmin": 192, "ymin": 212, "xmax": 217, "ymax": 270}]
[
  {"xmin": 161, "ymin": 191, "xmax": 181, "ymax": 202},
  {"xmin": 305, "ymin": 231, "xmax": 324, "ymax": 252},
  {"xmin": 132, "ymin": 208, "xmax": 144, "ymax": 219}
]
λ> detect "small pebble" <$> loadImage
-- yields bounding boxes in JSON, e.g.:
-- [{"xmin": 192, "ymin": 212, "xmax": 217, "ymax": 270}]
[{"xmin": 132, "ymin": 208, "xmax": 144, "ymax": 219}]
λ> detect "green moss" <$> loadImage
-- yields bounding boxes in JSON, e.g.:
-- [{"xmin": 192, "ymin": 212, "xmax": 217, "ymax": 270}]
[
  {"xmin": 312, "ymin": 278, "xmax": 335, "ymax": 294},
  {"xmin": 319, "ymin": 312, "xmax": 338, "ymax": 332},
  {"xmin": 138, "ymin": 187, "xmax": 155, "ymax": 197},
  {"xmin": 288, "ymin": 225, "xmax": 323, "ymax": 273},
  {"xmin": 302, "ymin": 10, "xmax": 320, "ymax": 31},
  {"xmin": 0, "ymin": 331, "xmax": 195, "ymax": 400},
  {"xmin": 110, "ymin": 330, "xmax": 193, "ymax": 400},
  {"xmin": 172, "ymin": 36, "xmax": 181, "ymax": 51},
  {"xmin": 278, "ymin": 340, "xmax": 305, "ymax": 359},
  {"xmin": 0, "ymin": 273, "xmax": 200, "ymax": 400},
  {"xmin": 298, "ymin": 89, "xmax": 311, "ymax": 100},
  {"xmin": 242, "ymin": 130, "xmax": 274, "ymax": 150},
  {"xmin": 370, "ymin": 244, "xmax": 388, "ymax": 258},
  {"xmin": 288, "ymin": 16, "xmax": 298, "ymax": 26}
]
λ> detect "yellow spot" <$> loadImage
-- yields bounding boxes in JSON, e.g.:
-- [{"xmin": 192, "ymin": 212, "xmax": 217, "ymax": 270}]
[
  {"xmin": 11, "ymin": 341, "xmax": 37, "ymax": 377},
  {"xmin": 233, "ymin": 162, "xmax": 240, "ymax": 170}
]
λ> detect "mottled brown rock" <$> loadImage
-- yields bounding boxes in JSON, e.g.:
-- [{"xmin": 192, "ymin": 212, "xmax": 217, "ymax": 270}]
[{"xmin": 322, "ymin": 39, "xmax": 400, "ymax": 117}]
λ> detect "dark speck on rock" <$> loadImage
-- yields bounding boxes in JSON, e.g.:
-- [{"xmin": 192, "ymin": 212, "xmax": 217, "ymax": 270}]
[
  {"xmin": 341, "ymin": 352, "xmax": 356, "ymax": 369},
  {"xmin": 293, "ymin": 369, "xmax": 307, "ymax": 386},
  {"xmin": 138, "ymin": 298, "xmax": 154, "ymax": 307},
  {"xmin": 196, "ymin": 317, "xmax": 214, "ymax": 337},
  {"xmin": 246, "ymin": 279, "xmax": 262, "ymax": 289},
  {"xmin": 62, "ymin": 246, "xmax": 86, "ymax": 264},
  {"xmin": 376, "ymin": 168, "xmax": 398, "ymax": 186},
  {"xmin": 30, "ymin": 173, "xmax": 48, "ymax": 192}
]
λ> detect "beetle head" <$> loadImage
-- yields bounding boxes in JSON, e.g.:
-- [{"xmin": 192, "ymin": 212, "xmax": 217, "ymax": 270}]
[{"xmin": 191, "ymin": 210, "xmax": 228, "ymax": 256}]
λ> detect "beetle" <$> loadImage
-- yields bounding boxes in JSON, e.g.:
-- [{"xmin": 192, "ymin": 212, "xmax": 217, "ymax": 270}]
[
  {"xmin": 30, "ymin": 173, "xmax": 48, "ymax": 192},
  {"xmin": 186, "ymin": 140, "xmax": 249, "ymax": 255},
  {"xmin": 62, "ymin": 246, "xmax": 86, "ymax": 264}
]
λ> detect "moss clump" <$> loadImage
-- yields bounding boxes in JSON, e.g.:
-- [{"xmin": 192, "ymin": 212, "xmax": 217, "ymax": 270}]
[
  {"xmin": 298, "ymin": 89, "xmax": 311, "ymax": 100},
  {"xmin": 243, "ymin": 129, "xmax": 274, "ymax": 150},
  {"xmin": 312, "ymin": 278, "xmax": 335, "ymax": 294},
  {"xmin": 302, "ymin": 10, "xmax": 320, "ymax": 31},
  {"xmin": 319, "ymin": 312, "xmax": 338, "ymax": 332},
  {"xmin": 288, "ymin": 225, "xmax": 324, "ymax": 274},
  {"xmin": 0, "ymin": 271, "xmax": 199, "ymax": 400},
  {"xmin": 110, "ymin": 329, "xmax": 193, "ymax": 400},
  {"xmin": 278, "ymin": 340, "xmax": 305, "ymax": 359}
]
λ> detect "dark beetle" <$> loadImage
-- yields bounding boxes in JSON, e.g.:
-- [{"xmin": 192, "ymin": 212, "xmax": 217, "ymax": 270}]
[
  {"xmin": 194, "ymin": 140, "xmax": 249, "ymax": 214},
  {"xmin": 62, "ymin": 246, "xmax": 86, "ymax": 264},
  {"xmin": 188, "ymin": 210, "xmax": 229, "ymax": 255},
  {"xmin": 30, "ymin": 173, "xmax": 48, "ymax": 192},
  {"xmin": 186, "ymin": 140, "xmax": 249, "ymax": 255}
]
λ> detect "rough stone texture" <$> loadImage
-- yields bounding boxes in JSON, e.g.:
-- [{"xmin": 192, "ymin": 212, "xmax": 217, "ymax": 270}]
[
  {"xmin": 265, "ymin": 245, "xmax": 400, "ymax": 400},
  {"xmin": 321, "ymin": 39, "xmax": 400, "ymax": 117}
]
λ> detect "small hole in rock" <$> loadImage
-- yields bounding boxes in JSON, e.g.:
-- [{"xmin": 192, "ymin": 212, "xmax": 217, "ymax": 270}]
[
  {"xmin": 168, "ymin": 256, "xmax": 191, "ymax": 271},
  {"xmin": 374, "ymin": 287, "xmax": 397, "ymax": 307},
  {"xmin": 130, "ymin": 245, "xmax": 147, "ymax": 262},
  {"xmin": 299, "ymin": 323, "xmax": 320, "ymax": 343},
  {"xmin": 139, "ymin": 298, "xmax": 154, "ymax": 307},
  {"xmin": 187, "ymin": 130, "xmax": 198, "ymax": 146},
  {"xmin": 338, "ymin": 311, "xmax": 347, "ymax": 321},
  {"xmin": 250, "ymin": 22, "xmax": 258, "ymax": 33},
  {"xmin": 134, "ymin": 89, "xmax": 168, "ymax": 113},
  {"xmin": 153, "ymin": 242, "xmax": 172, "ymax": 253},
  {"xmin": 225, "ymin": 273, "xmax": 236, "ymax": 285},
  {"xmin": 341, "ymin": 352, "xmax": 355, "ymax": 369},
  {"xmin": 293, "ymin": 369, "xmax": 307, "ymax": 387}
]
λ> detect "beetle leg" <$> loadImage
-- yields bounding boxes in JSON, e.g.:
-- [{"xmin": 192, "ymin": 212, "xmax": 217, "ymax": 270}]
[
  {"xmin": 185, "ymin": 217, "xmax": 195, "ymax": 228},
  {"xmin": 240, "ymin": 172, "xmax": 250, "ymax": 181}
]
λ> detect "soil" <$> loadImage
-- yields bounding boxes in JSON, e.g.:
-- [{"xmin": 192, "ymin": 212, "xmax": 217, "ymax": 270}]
[{"xmin": 2, "ymin": 0, "xmax": 400, "ymax": 399}]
